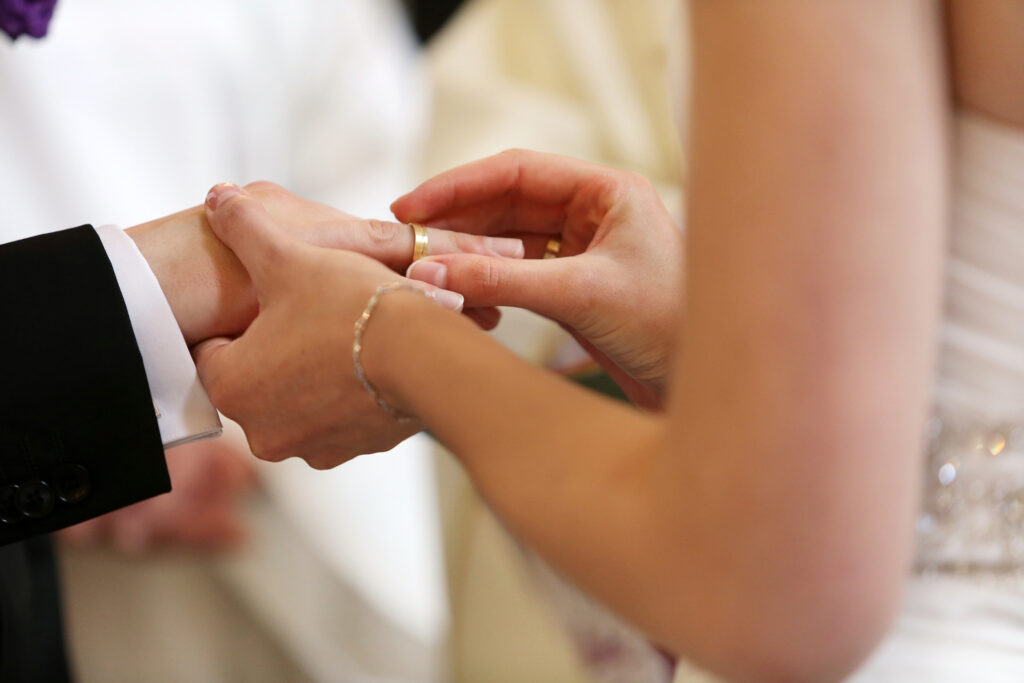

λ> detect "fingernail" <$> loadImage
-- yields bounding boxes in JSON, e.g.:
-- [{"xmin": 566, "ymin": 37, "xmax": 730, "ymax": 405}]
[
  {"xmin": 486, "ymin": 237, "xmax": 525, "ymax": 258},
  {"xmin": 432, "ymin": 289, "xmax": 464, "ymax": 312},
  {"xmin": 406, "ymin": 260, "xmax": 448, "ymax": 288},
  {"xmin": 205, "ymin": 182, "xmax": 246, "ymax": 211}
]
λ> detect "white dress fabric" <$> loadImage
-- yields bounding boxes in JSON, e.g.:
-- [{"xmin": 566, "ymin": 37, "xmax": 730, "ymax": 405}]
[
  {"xmin": 845, "ymin": 112, "xmax": 1024, "ymax": 681},
  {"xmin": 675, "ymin": 112, "xmax": 1024, "ymax": 682}
]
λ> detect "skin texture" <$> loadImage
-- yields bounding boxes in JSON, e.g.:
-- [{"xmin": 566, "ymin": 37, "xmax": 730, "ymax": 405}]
[
  {"xmin": 73, "ymin": 184, "xmax": 513, "ymax": 553},
  {"xmin": 192, "ymin": 185, "xmax": 467, "ymax": 468},
  {"xmin": 397, "ymin": 151, "xmax": 682, "ymax": 409},
  {"xmin": 127, "ymin": 181, "xmax": 517, "ymax": 346},
  {"xmin": 946, "ymin": 0, "xmax": 1024, "ymax": 127},
  {"xmin": 193, "ymin": 0, "xmax": 1024, "ymax": 679}
]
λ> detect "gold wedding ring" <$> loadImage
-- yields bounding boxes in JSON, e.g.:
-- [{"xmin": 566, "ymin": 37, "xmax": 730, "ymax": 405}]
[
  {"xmin": 410, "ymin": 223, "xmax": 430, "ymax": 262},
  {"xmin": 543, "ymin": 238, "xmax": 562, "ymax": 259}
]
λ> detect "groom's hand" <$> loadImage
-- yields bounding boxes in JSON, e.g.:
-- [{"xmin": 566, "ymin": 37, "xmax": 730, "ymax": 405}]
[
  {"xmin": 192, "ymin": 184, "xmax": 466, "ymax": 468},
  {"xmin": 127, "ymin": 182, "xmax": 521, "ymax": 345}
]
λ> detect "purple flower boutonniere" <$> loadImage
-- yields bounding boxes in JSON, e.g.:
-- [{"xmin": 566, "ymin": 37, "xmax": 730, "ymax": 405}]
[{"xmin": 0, "ymin": 0, "xmax": 58, "ymax": 41}]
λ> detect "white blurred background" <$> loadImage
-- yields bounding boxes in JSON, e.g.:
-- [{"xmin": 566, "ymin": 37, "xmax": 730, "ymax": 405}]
[{"xmin": 0, "ymin": 1, "xmax": 685, "ymax": 681}]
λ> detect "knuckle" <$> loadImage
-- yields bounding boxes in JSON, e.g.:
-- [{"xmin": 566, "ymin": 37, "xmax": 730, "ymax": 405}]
[
  {"xmin": 625, "ymin": 169, "xmax": 650, "ymax": 187},
  {"xmin": 258, "ymin": 244, "xmax": 288, "ymax": 274},
  {"xmin": 246, "ymin": 435, "xmax": 269, "ymax": 462},
  {"xmin": 470, "ymin": 259, "xmax": 506, "ymax": 299},
  {"xmin": 217, "ymin": 193, "xmax": 262, "ymax": 225},
  {"xmin": 624, "ymin": 170, "xmax": 656, "ymax": 198},
  {"xmin": 249, "ymin": 435, "xmax": 285, "ymax": 463},
  {"xmin": 305, "ymin": 454, "xmax": 340, "ymax": 471},
  {"xmin": 364, "ymin": 219, "xmax": 401, "ymax": 247},
  {"xmin": 454, "ymin": 231, "xmax": 485, "ymax": 252},
  {"xmin": 497, "ymin": 147, "xmax": 533, "ymax": 169},
  {"xmin": 244, "ymin": 180, "xmax": 285, "ymax": 196}
]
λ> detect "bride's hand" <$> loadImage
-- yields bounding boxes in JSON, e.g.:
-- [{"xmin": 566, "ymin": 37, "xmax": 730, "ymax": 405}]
[
  {"xmin": 128, "ymin": 181, "xmax": 518, "ymax": 346},
  {"xmin": 393, "ymin": 150, "xmax": 682, "ymax": 408},
  {"xmin": 192, "ymin": 184, "xmax": 467, "ymax": 468}
]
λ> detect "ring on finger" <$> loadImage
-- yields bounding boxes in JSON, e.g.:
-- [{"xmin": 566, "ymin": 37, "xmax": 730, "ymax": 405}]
[
  {"xmin": 410, "ymin": 223, "xmax": 430, "ymax": 262},
  {"xmin": 543, "ymin": 237, "xmax": 562, "ymax": 259}
]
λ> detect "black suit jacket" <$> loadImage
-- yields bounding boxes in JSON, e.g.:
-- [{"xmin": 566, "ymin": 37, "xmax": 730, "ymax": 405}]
[{"xmin": 0, "ymin": 226, "xmax": 171, "ymax": 681}]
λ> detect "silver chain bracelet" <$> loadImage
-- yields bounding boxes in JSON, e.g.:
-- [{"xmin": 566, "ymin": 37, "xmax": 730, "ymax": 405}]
[{"xmin": 352, "ymin": 282, "xmax": 431, "ymax": 422}]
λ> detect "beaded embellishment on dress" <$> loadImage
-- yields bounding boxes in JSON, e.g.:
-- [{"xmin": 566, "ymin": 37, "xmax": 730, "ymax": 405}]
[
  {"xmin": 915, "ymin": 112, "xmax": 1024, "ymax": 576},
  {"xmin": 917, "ymin": 414, "xmax": 1024, "ymax": 573}
]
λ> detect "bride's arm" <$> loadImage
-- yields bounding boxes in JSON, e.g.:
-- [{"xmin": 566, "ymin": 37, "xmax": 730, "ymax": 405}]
[
  {"xmin": 196, "ymin": 2, "xmax": 948, "ymax": 680},
  {"xmin": 371, "ymin": 2, "xmax": 949, "ymax": 680}
]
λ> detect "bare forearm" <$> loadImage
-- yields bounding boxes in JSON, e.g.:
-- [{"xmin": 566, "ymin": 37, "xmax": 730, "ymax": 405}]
[
  {"xmin": 364, "ymin": 295, "xmax": 686, "ymax": 635},
  {"xmin": 660, "ymin": 0, "xmax": 948, "ymax": 676},
  {"xmin": 368, "ymin": 3, "xmax": 950, "ymax": 681}
]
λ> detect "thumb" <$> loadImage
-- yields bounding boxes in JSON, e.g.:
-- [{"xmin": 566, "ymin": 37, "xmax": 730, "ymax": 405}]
[
  {"xmin": 405, "ymin": 254, "xmax": 581, "ymax": 323},
  {"xmin": 192, "ymin": 336, "xmax": 234, "ymax": 409},
  {"xmin": 205, "ymin": 183, "xmax": 294, "ymax": 288}
]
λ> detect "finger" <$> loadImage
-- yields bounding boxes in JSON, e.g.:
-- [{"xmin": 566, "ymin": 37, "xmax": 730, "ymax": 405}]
[
  {"xmin": 350, "ymin": 275, "xmax": 465, "ymax": 313},
  {"xmin": 405, "ymin": 254, "xmax": 582, "ymax": 321},
  {"xmin": 463, "ymin": 306, "xmax": 503, "ymax": 331},
  {"xmin": 363, "ymin": 275, "xmax": 465, "ymax": 312},
  {"xmin": 192, "ymin": 337, "xmax": 234, "ymax": 408},
  {"xmin": 426, "ymin": 227, "xmax": 525, "ymax": 260},
  {"xmin": 391, "ymin": 149, "xmax": 623, "ymax": 223},
  {"xmin": 246, "ymin": 180, "xmax": 358, "ymax": 222},
  {"xmin": 329, "ymin": 219, "xmax": 525, "ymax": 272},
  {"xmin": 417, "ymin": 232, "xmax": 567, "ymax": 260},
  {"xmin": 205, "ymin": 183, "xmax": 296, "ymax": 288},
  {"xmin": 402, "ymin": 202, "xmax": 568, "ymax": 239}
]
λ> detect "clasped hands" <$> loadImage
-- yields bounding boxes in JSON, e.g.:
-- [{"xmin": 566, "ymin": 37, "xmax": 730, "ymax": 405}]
[{"xmin": 139, "ymin": 151, "xmax": 683, "ymax": 471}]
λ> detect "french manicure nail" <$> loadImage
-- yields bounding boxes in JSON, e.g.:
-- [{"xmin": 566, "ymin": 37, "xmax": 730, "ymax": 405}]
[
  {"xmin": 406, "ymin": 260, "xmax": 448, "ymax": 288},
  {"xmin": 485, "ymin": 237, "xmax": 525, "ymax": 258},
  {"xmin": 206, "ymin": 183, "xmax": 245, "ymax": 211},
  {"xmin": 432, "ymin": 289, "xmax": 464, "ymax": 312}
]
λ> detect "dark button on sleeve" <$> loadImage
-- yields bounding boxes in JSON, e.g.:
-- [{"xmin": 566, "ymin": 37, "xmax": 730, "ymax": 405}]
[
  {"xmin": 0, "ymin": 485, "xmax": 21, "ymax": 524},
  {"xmin": 16, "ymin": 480, "xmax": 56, "ymax": 519},
  {"xmin": 53, "ymin": 464, "xmax": 91, "ymax": 504}
]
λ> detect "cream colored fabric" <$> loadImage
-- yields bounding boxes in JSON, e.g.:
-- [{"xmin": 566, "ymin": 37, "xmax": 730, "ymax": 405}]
[{"xmin": 422, "ymin": 1, "xmax": 685, "ymax": 681}]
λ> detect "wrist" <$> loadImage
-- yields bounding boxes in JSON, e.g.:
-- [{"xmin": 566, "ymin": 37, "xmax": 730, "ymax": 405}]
[
  {"xmin": 127, "ymin": 207, "xmax": 255, "ymax": 346},
  {"xmin": 358, "ymin": 288, "xmax": 461, "ymax": 418}
]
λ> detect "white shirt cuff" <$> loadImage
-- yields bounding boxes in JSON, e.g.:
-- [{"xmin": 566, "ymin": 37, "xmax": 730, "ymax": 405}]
[{"xmin": 95, "ymin": 225, "xmax": 222, "ymax": 449}]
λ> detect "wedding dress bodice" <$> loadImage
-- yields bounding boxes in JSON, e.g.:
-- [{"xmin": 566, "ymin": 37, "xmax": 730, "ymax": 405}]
[{"xmin": 916, "ymin": 112, "xmax": 1024, "ymax": 573}]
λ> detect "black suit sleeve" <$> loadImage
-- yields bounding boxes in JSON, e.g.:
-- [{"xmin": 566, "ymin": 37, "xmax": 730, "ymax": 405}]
[{"xmin": 0, "ymin": 226, "xmax": 170, "ymax": 546}]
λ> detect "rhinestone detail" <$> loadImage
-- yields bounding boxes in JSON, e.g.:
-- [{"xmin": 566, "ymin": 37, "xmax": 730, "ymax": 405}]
[{"xmin": 916, "ymin": 413, "xmax": 1024, "ymax": 575}]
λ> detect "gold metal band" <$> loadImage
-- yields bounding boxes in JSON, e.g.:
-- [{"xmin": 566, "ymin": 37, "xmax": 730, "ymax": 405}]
[
  {"xmin": 543, "ymin": 238, "xmax": 562, "ymax": 259},
  {"xmin": 411, "ymin": 223, "xmax": 430, "ymax": 262}
]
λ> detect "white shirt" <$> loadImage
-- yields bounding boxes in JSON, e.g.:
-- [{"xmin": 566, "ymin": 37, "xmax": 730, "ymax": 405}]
[{"xmin": 94, "ymin": 224, "xmax": 222, "ymax": 449}]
